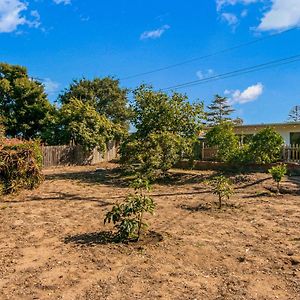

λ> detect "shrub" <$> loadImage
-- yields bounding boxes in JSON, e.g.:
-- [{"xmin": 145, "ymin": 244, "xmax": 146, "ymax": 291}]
[
  {"xmin": 248, "ymin": 128, "xmax": 284, "ymax": 164},
  {"xmin": 268, "ymin": 164, "xmax": 287, "ymax": 194},
  {"xmin": 205, "ymin": 122, "xmax": 239, "ymax": 162},
  {"xmin": 120, "ymin": 131, "xmax": 189, "ymax": 179},
  {"xmin": 120, "ymin": 85, "xmax": 205, "ymax": 179},
  {"xmin": 0, "ymin": 139, "xmax": 44, "ymax": 195},
  {"xmin": 104, "ymin": 178, "xmax": 156, "ymax": 242},
  {"xmin": 211, "ymin": 175, "xmax": 234, "ymax": 209}
]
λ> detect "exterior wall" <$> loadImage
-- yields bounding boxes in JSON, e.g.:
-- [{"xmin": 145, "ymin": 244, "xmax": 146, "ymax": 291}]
[{"xmin": 234, "ymin": 124, "xmax": 300, "ymax": 145}]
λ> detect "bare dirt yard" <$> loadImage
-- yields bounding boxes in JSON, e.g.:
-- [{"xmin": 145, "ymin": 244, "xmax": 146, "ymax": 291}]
[{"xmin": 0, "ymin": 163, "xmax": 300, "ymax": 300}]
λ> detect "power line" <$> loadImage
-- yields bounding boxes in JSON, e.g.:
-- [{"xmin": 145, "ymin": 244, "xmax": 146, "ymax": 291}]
[
  {"xmin": 162, "ymin": 54, "xmax": 300, "ymax": 91},
  {"xmin": 120, "ymin": 26, "xmax": 299, "ymax": 81}
]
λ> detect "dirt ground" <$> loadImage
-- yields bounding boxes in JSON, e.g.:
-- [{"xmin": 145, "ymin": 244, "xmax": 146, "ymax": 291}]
[{"xmin": 0, "ymin": 163, "xmax": 300, "ymax": 300}]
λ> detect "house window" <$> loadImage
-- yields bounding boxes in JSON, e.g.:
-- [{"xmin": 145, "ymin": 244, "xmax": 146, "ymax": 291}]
[{"xmin": 290, "ymin": 132, "xmax": 300, "ymax": 145}]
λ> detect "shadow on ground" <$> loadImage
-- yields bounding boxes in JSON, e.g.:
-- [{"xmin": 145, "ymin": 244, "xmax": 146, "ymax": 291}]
[
  {"xmin": 180, "ymin": 202, "xmax": 240, "ymax": 212},
  {"xmin": 64, "ymin": 230, "xmax": 164, "ymax": 247},
  {"xmin": 4, "ymin": 192, "xmax": 112, "ymax": 206}
]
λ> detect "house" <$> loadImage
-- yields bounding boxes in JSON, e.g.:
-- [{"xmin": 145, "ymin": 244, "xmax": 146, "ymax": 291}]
[{"xmin": 234, "ymin": 122, "xmax": 300, "ymax": 145}]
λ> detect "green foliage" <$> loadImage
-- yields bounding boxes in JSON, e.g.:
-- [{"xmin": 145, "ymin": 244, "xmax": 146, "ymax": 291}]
[
  {"xmin": 229, "ymin": 144, "xmax": 252, "ymax": 164},
  {"xmin": 288, "ymin": 105, "xmax": 300, "ymax": 122},
  {"xmin": 0, "ymin": 63, "xmax": 53, "ymax": 139},
  {"xmin": 211, "ymin": 175, "xmax": 234, "ymax": 209},
  {"xmin": 104, "ymin": 178, "xmax": 156, "ymax": 242},
  {"xmin": 205, "ymin": 122, "xmax": 239, "ymax": 162},
  {"xmin": 120, "ymin": 85, "xmax": 205, "ymax": 178},
  {"xmin": 0, "ymin": 140, "xmax": 44, "ymax": 195},
  {"xmin": 49, "ymin": 98, "xmax": 116, "ymax": 151},
  {"xmin": 248, "ymin": 128, "xmax": 284, "ymax": 164},
  {"xmin": 59, "ymin": 77, "xmax": 131, "ymax": 133},
  {"xmin": 206, "ymin": 95, "xmax": 235, "ymax": 125},
  {"xmin": 268, "ymin": 164, "xmax": 287, "ymax": 193},
  {"xmin": 121, "ymin": 131, "xmax": 189, "ymax": 179}
]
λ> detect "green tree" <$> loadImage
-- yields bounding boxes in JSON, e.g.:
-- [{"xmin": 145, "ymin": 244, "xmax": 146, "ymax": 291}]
[
  {"xmin": 211, "ymin": 175, "xmax": 234, "ymax": 209},
  {"xmin": 120, "ymin": 85, "xmax": 205, "ymax": 178},
  {"xmin": 104, "ymin": 178, "xmax": 155, "ymax": 242},
  {"xmin": 205, "ymin": 122, "xmax": 239, "ymax": 162},
  {"xmin": 0, "ymin": 63, "xmax": 53, "ymax": 139},
  {"xmin": 52, "ymin": 98, "xmax": 115, "ymax": 151},
  {"xmin": 288, "ymin": 105, "xmax": 300, "ymax": 122},
  {"xmin": 59, "ymin": 77, "xmax": 131, "ymax": 133},
  {"xmin": 248, "ymin": 128, "xmax": 284, "ymax": 164},
  {"xmin": 206, "ymin": 95, "xmax": 235, "ymax": 125},
  {"xmin": 268, "ymin": 164, "xmax": 287, "ymax": 194}
]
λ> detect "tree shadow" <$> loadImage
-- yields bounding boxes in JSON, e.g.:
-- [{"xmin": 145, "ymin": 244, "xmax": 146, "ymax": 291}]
[
  {"xmin": 45, "ymin": 167, "xmax": 128, "ymax": 188},
  {"xmin": 180, "ymin": 203, "xmax": 212, "ymax": 212},
  {"xmin": 180, "ymin": 202, "xmax": 240, "ymax": 212},
  {"xmin": 235, "ymin": 177, "xmax": 270, "ymax": 190},
  {"xmin": 4, "ymin": 191, "xmax": 111, "ymax": 207},
  {"xmin": 64, "ymin": 231, "xmax": 116, "ymax": 246},
  {"xmin": 64, "ymin": 230, "xmax": 164, "ymax": 247},
  {"xmin": 242, "ymin": 191, "xmax": 274, "ymax": 199},
  {"xmin": 45, "ymin": 167, "xmax": 219, "ymax": 189}
]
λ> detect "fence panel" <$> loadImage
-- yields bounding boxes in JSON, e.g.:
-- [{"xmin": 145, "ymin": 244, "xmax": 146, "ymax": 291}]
[
  {"xmin": 42, "ymin": 141, "xmax": 119, "ymax": 167},
  {"xmin": 282, "ymin": 144, "xmax": 300, "ymax": 163}
]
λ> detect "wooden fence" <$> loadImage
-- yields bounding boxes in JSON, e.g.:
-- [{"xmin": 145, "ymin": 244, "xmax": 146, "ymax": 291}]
[
  {"xmin": 42, "ymin": 141, "xmax": 119, "ymax": 167},
  {"xmin": 282, "ymin": 144, "xmax": 300, "ymax": 163},
  {"xmin": 201, "ymin": 144, "xmax": 300, "ymax": 163}
]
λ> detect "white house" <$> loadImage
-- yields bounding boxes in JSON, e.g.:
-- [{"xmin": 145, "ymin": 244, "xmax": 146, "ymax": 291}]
[{"xmin": 234, "ymin": 122, "xmax": 300, "ymax": 145}]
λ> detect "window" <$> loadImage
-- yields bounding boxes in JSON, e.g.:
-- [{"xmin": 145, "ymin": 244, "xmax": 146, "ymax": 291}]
[{"xmin": 290, "ymin": 132, "xmax": 300, "ymax": 145}]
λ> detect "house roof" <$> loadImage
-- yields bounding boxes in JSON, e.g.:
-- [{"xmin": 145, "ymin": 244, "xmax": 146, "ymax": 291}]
[{"xmin": 234, "ymin": 122, "xmax": 300, "ymax": 129}]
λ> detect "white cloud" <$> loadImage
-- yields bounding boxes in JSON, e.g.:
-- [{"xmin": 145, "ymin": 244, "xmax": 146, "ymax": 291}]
[
  {"xmin": 140, "ymin": 25, "xmax": 170, "ymax": 40},
  {"xmin": 0, "ymin": 0, "xmax": 41, "ymax": 33},
  {"xmin": 221, "ymin": 12, "xmax": 239, "ymax": 26},
  {"xmin": 43, "ymin": 78, "xmax": 60, "ymax": 95},
  {"xmin": 216, "ymin": 0, "xmax": 258, "ymax": 11},
  {"xmin": 225, "ymin": 82, "xmax": 264, "ymax": 104},
  {"xmin": 53, "ymin": 0, "xmax": 71, "ymax": 5},
  {"xmin": 0, "ymin": 0, "xmax": 27, "ymax": 33},
  {"xmin": 258, "ymin": 0, "xmax": 300, "ymax": 31},
  {"xmin": 241, "ymin": 9, "xmax": 248, "ymax": 17},
  {"xmin": 196, "ymin": 69, "xmax": 214, "ymax": 80}
]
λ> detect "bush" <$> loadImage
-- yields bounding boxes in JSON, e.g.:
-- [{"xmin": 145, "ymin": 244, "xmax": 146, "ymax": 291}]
[
  {"xmin": 205, "ymin": 122, "xmax": 239, "ymax": 162},
  {"xmin": 0, "ymin": 139, "xmax": 44, "ymax": 195},
  {"xmin": 268, "ymin": 164, "xmax": 287, "ymax": 194},
  {"xmin": 211, "ymin": 175, "xmax": 234, "ymax": 209},
  {"xmin": 120, "ymin": 132, "xmax": 189, "ymax": 179},
  {"xmin": 248, "ymin": 128, "xmax": 284, "ymax": 164},
  {"xmin": 104, "ymin": 178, "xmax": 156, "ymax": 242}
]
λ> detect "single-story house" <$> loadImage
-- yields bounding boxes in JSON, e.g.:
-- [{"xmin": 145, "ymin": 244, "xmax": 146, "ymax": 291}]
[{"xmin": 234, "ymin": 122, "xmax": 300, "ymax": 145}]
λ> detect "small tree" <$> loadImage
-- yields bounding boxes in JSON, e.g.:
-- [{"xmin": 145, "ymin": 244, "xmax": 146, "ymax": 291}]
[
  {"xmin": 248, "ymin": 128, "xmax": 284, "ymax": 164},
  {"xmin": 104, "ymin": 178, "xmax": 156, "ymax": 242},
  {"xmin": 205, "ymin": 122, "xmax": 239, "ymax": 162},
  {"xmin": 288, "ymin": 105, "xmax": 300, "ymax": 122},
  {"xmin": 268, "ymin": 164, "xmax": 287, "ymax": 194},
  {"xmin": 211, "ymin": 175, "xmax": 234, "ymax": 209},
  {"xmin": 206, "ymin": 95, "xmax": 235, "ymax": 125}
]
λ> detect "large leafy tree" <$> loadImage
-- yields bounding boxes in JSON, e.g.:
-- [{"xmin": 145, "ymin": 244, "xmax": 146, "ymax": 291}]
[
  {"xmin": 288, "ymin": 105, "xmax": 300, "ymax": 122},
  {"xmin": 59, "ymin": 77, "xmax": 131, "ymax": 132},
  {"xmin": 206, "ymin": 95, "xmax": 235, "ymax": 125},
  {"xmin": 43, "ymin": 98, "xmax": 117, "ymax": 151},
  {"xmin": 120, "ymin": 85, "xmax": 205, "ymax": 178},
  {"xmin": 0, "ymin": 63, "xmax": 53, "ymax": 139}
]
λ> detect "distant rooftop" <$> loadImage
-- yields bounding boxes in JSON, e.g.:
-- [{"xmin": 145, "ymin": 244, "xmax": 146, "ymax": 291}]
[{"xmin": 235, "ymin": 122, "xmax": 300, "ymax": 128}]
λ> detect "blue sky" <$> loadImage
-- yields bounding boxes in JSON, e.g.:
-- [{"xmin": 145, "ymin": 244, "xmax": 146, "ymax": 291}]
[{"xmin": 1, "ymin": 0, "xmax": 300, "ymax": 124}]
